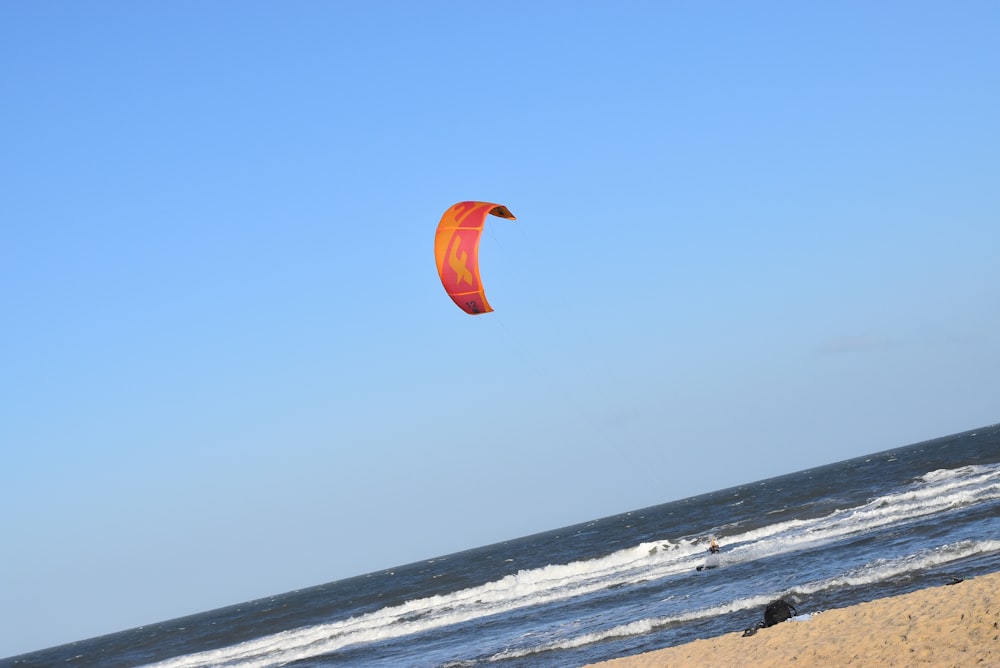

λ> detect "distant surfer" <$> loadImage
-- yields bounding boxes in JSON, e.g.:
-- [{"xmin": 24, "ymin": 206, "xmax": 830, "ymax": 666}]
[
  {"xmin": 696, "ymin": 538, "xmax": 722, "ymax": 571},
  {"xmin": 695, "ymin": 538, "xmax": 722, "ymax": 571}
]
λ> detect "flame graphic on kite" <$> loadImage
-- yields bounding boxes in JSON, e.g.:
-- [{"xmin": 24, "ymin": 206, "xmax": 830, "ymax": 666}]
[{"xmin": 434, "ymin": 201, "xmax": 516, "ymax": 315}]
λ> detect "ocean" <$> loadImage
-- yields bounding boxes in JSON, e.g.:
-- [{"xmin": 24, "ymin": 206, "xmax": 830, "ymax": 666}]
[{"xmin": 6, "ymin": 424, "xmax": 1000, "ymax": 668}]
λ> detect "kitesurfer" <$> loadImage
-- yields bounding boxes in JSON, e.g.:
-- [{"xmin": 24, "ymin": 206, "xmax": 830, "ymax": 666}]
[{"xmin": 708, "ymin": 538, "xmax": 720, "ymax": 554}]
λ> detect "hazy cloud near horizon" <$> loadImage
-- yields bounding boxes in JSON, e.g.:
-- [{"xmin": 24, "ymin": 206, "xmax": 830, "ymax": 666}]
[{"xmin": 817, "ymin": 335, "xmax": 901, "ymax": 355}]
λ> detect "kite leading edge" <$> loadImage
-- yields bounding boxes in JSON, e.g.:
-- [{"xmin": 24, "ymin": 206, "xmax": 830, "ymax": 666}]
[{"xmin": 434, "ymin": 201, "xmax": 516, "ymax": 315}]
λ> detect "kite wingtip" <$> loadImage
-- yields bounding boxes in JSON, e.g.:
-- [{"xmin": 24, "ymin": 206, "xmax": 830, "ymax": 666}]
[{"xmin": 489, "ymin": 205, "xmax": 516, "ymax": 220}]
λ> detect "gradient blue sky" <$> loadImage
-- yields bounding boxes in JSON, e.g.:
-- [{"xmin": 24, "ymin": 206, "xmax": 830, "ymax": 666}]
[{"xmin": 2, "ymin": 1, "xmax": 998, "ymax": 657}]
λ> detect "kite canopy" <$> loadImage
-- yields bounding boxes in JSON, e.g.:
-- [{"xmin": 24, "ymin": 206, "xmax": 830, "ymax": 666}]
[{"xmin": 434, "ymin": 201, "xmax": 516, "ymax": 315}]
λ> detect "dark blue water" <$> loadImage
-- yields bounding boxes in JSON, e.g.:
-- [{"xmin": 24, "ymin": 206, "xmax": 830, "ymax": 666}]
[{"xmin": 6, "ymin": 424, "xmax": 1000, "ymax": 668}]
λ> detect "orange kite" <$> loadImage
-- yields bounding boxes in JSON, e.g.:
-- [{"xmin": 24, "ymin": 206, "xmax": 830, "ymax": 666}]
[{"xmin": 434, "ymin": 201, "xmax": 516, "ymax": 314}]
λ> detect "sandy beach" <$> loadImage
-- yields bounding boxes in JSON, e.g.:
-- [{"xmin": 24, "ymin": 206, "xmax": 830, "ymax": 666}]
[{"xmin": 585, "ymin": 570, "xmax": 999, "ymax": 667}]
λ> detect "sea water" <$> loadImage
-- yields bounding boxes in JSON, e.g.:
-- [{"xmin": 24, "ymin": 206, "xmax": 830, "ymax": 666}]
[{"xmin": 6, "ymin": 424, "xmax": 1000, "ymax": 668}]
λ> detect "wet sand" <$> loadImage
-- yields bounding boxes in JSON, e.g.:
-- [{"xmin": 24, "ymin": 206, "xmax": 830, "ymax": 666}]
[{"xmin": 585, "ymin": 570, "xmax": 999, "ymax": 667}]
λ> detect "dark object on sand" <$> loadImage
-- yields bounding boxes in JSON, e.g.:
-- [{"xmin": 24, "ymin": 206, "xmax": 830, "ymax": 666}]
[
  {"xmin": 743, "ymin": 598, "xmax": 798, "ymax": 636},
  {"xmin": 764, "ymin": 599, "xmax": 797, "ymax": 627}
]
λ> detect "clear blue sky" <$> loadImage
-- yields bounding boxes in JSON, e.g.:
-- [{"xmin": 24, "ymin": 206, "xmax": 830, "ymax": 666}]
[{"xmin": 2, "ymin": 1, "xmax": 998, "ymax": 657}]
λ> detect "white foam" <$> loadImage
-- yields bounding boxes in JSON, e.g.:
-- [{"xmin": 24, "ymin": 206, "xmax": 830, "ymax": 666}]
[{"xmin": 491, "ymin": 538, "xmax": 1000, "ymax": 661}]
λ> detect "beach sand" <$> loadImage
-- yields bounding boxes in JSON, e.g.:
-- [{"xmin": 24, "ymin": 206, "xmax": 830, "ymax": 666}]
[{"xmin": 585, "ymin": 570, "xmax": 999, "ymax": 667}]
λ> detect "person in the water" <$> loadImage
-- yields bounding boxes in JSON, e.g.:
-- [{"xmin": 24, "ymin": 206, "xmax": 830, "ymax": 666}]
[{"xmin": 708, "ymin": 538, "xmax": 720, "ymax": 554}]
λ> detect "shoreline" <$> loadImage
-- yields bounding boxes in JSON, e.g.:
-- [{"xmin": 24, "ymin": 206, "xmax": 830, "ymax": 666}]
[{"xmin": 584, "ymin": 570, "xmax": 1000, "ymax": 667}]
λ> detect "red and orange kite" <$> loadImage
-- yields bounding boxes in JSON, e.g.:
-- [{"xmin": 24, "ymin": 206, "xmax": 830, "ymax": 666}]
[{"xmin": 434, "ymin": 201, "xmax": 516, "ymax": 315}]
